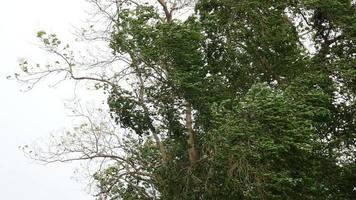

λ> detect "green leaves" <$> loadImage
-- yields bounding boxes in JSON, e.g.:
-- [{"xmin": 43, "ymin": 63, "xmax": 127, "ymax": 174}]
[
  {"xmin": 100, "ymin": 0, "xmax": 355, "ymax": 199},
  {"xmin": 108, "ymin": 89, "xmax": 152, "ymax": 136},
  {"xmin": 36, "ymin": 30, "xmax": 46, "ymax": 38},
  {"xmin": 203, "ymin": 83, "xmax": 324, "ymax": 198}
]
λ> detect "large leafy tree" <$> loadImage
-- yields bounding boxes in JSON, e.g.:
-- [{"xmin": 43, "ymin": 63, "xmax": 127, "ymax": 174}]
[{"xmin": 17, "ymin": 0, "xmax": 355, "ymax": 199}]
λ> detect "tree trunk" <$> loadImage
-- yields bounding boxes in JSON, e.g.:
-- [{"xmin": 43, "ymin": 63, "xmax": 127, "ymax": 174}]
[{"xmin": 186, "ymin": 103, "xmax": 198, "ymax": 165}]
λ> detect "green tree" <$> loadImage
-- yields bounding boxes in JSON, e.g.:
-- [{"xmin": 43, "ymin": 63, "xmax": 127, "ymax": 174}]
[{"xmin": 17, "ymin": 0, "xmax": 355, "ymax": 199}]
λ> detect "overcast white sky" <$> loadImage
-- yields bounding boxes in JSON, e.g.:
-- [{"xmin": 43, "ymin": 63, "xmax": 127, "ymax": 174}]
[{"xmin": 0, "ymin": 0, "xmax": 97, "ymax": 199}]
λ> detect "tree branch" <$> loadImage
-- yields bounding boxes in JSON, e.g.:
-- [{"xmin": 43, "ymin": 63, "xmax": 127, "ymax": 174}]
[{"xmin": 157, "ymin": 0, "xmax": 172, "ymax": 22}]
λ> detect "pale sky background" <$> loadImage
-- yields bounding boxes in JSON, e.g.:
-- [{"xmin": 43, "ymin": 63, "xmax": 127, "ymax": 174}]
[{"xmin": 0, "ymin": 0, "xmax": 98, "ymax": 199}]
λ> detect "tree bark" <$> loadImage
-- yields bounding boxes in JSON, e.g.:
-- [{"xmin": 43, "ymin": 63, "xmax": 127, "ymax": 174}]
[
  {"xmin": 157, "ymin": 0, "xmax": 172, "ymax": 22},
  {"xmin": 186, "ymin": 103, "xmax": 198, "ymax": 165}
]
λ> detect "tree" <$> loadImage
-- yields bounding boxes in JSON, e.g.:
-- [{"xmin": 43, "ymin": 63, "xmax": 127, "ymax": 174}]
[{"xmin": 16, "ymin": 0, "xmax": 355, "ymax": 199}]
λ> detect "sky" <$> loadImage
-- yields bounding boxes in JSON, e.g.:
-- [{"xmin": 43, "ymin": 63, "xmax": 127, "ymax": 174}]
[{"xmin": 0, "ymin": 0, "xmax": 97, "ymax": 199}]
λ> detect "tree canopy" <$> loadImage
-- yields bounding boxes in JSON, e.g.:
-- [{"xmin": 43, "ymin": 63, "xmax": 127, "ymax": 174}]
[{"xmin": 16, "ymin": 0, "xmax": 355, "ymax": 199}]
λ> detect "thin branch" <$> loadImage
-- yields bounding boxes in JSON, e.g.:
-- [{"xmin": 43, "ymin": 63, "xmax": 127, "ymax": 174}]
[{"xmin": 157, "ymin": 0, "xmax": 172, "ymax": 22}]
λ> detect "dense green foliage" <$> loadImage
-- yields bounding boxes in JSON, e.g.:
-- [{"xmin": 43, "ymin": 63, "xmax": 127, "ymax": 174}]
[
  {"xmin": 20, "ymin": 0, "xmax": 355, "ymax": 199},
  {"xmin": 96, "ymin": 0, "xmax": 356, "ymax": 199}
]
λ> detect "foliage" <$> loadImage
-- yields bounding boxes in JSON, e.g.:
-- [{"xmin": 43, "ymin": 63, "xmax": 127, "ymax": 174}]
[{"xmin": 17, "ymin": 0, "xmax": 355, "ymax": 199}]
